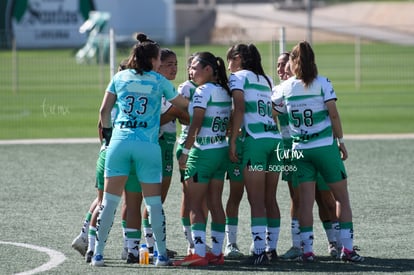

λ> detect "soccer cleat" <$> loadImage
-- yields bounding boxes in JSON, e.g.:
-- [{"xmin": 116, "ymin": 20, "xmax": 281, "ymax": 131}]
[
  {"xmin": 340, "ymin": 248, "xmax": 364, "ymax": 262},
  {"xmin": 91, "ymin": 254, "xmax": 104, "ymax": 267},
  {"xmin": 166, "ymin": 248, "xmax": 178, "ymax": 258},
  {"xmin": 205, "ymin": 252, "xmax": 224, "ymax": 265},
  {"xmin": 173, "ymin": 253, "xmax": 208, "ymax": 267},
  {"xmin": 71, "ymin": 234, "xmax": 88, "ymax": 256},
  {"xmin": 280, "ymin": 246, "xmax": 302, "ymax": 260},
  {"xmin": 298, "ymin": 252, "xmax": 316, "ymax": 262},
  {"xmin": 155, "ymin": 255, "xmax": 172, "ymax": 266},
  {"xmin": 121, "ymin": 247, "xmax": 128, "ymax": 260},
  {"xmin": 328, "ymin": 242, "xmax": 338, "ymax": 258},
  {"xmin": 224, "ymin": 243, "xmax": 244, "ymax": 258},
  {"xmin": 243, "ymin": 252, "xmax": 269, "ymax": 265},
  {"xmin": 266, "ymin": 249, "xmax": 278, "ymax": 262},
  {"xmin": 126, "ymin": 253, "xmax": 139, "ymax": 264},
  {"xmin": 85, "ymin": 251, "xmax": 93, "ymax": 263}
]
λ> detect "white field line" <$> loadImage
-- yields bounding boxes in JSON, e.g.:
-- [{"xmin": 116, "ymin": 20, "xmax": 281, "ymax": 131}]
[
  {"xmin": 0, "ymin": 241, "xmax": 66, "ymax": 275},
  {"xmin": 344, "ymin": 133, "xmax": 414, "ymax": 140},
  {"xmin": 0, "ymin": 134, "xmax": 414, "ymax": 145},
  {"xmin": 0, "ymin": 138, "xmax": 99, "ymax": 145}
]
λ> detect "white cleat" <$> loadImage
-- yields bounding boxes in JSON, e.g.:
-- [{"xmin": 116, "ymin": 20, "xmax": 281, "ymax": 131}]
[{"xmin": 71, "ymin": 234, "xmax": 88, "ymax": 256}]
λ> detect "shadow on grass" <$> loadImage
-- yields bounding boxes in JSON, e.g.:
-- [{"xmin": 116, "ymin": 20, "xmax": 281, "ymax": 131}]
[{"xmin": 168, "ymin": 256, "xmax": 414, "ymax": 273}]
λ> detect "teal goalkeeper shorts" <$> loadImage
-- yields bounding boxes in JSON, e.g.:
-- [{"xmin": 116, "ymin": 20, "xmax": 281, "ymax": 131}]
[
  {"xmin": 105, "ymin": 140, "xmax": 162, "ymax": 184},
  {"xmin": 96, "ymin": 146, "xmax": 141, "ymax": 193}
]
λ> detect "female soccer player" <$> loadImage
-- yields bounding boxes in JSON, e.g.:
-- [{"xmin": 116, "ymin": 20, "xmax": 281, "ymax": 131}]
[
  {"xmin": 91, "ymin": 33, "xmax": 188, "ymax": 267},
  {"xmin": 174, "ymin": 52, "xmax": 232, "ymax": 267},
  {"xmin": 272, "ymin": 41, "xmax": 364, "ymax": 262},
  {"xmin": 227, "ymin": 43, "xmax": 283, "ymax": 265},
  {"xmin": 142, "ymin": 48, "xmax": 187, "ymax": 259}
]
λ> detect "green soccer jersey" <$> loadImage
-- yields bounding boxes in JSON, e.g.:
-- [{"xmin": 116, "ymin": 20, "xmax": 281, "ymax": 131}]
[
  {"xmin": 229, "ymin": 69, "xmax": 281, "ymax": 140},
  {"xmin": 273, "ymin": 76, "xmax": 337, "ymax": 149},
  {"xmin": 189, "ymin": 82, "xmax": 232, "ymax": 150}
]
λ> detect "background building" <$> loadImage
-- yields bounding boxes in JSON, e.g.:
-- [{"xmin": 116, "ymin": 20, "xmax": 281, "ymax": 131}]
[{"xmin": 0, "ymin": 0, "xmax": 219, "ymax": 49}]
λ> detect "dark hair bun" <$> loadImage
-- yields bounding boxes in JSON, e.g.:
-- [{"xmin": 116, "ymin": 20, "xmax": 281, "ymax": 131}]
[{"xmin": 136, "ymin": 33, "xmax": 148, "ymax": 42}]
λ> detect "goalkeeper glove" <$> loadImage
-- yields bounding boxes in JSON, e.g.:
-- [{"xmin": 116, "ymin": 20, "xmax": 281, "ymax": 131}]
[{"xmin": 102, "ymin": 127, "xmax": 112, "ymax": 146}]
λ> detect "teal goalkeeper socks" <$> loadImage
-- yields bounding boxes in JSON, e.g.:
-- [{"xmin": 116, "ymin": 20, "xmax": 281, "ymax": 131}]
[
  {"xmin": 95, "ymin": 192, "xmax": 121, "ymax": 256},
  {"xmin": 144, "ymin": 196, "xmax": 166, "ymax": 257}
]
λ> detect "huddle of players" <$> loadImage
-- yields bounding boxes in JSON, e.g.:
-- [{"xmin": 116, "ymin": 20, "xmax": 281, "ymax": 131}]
[{"xmin": 72, "ymin": 34, "xmax": 364, "ymax": 267}]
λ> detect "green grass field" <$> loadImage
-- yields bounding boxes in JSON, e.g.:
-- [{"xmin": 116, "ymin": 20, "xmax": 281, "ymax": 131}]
[
  {"xmin": 0, "ymin": 138, "xmax": 414, "ymax": 274},
  {"xmin": 0, "ymin": 41, "xmax": 413, "ymax": 274},
  {"xmin": 0, "ymin": 41, "xmax": 413, "ymax": 139}
]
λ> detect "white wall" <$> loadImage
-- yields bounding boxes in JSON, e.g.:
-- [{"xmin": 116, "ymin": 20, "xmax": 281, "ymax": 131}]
[
  {"xmin": 8, "ymin": 0, "xmax": 176, "ymax": 48},
  {"xmin": 94, "ymin": 0, "xmax": 176, "ymax": 44}
]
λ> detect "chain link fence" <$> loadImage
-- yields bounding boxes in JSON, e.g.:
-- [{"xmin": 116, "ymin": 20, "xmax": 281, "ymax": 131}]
[{"xmin": 0, "ymin": 26, "xmax": 413, "ymax": 139}]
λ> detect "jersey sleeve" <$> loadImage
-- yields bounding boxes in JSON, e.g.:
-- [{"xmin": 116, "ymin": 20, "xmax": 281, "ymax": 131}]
[
  {"xmin": 228, "ymin": 73, "xmax": 244, "ymax": 93},
  {"xmin": 161, "ymin": 96, "xmax": 173, "ymax": 115},
  {"xmin": 320, "ymin": 77, "xmax": 337, "ymax": 102},
  {"xmin": 192, "ymin": 85, "xmax": 210, "ymax": 109},
  {"xmin": 271, "ymin": 84, "xmax": 287, "ymax": 113},
  {"xmin": 105, "ymin": 77, "xmax": 116, "ymax": 95},
  {"xmin": 161, "ymin": 75, "xmax": 178, "ymax": 101},
  {"xmin": 178, "ymin": 81, "xmax": 191, "ymax": 98}
]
